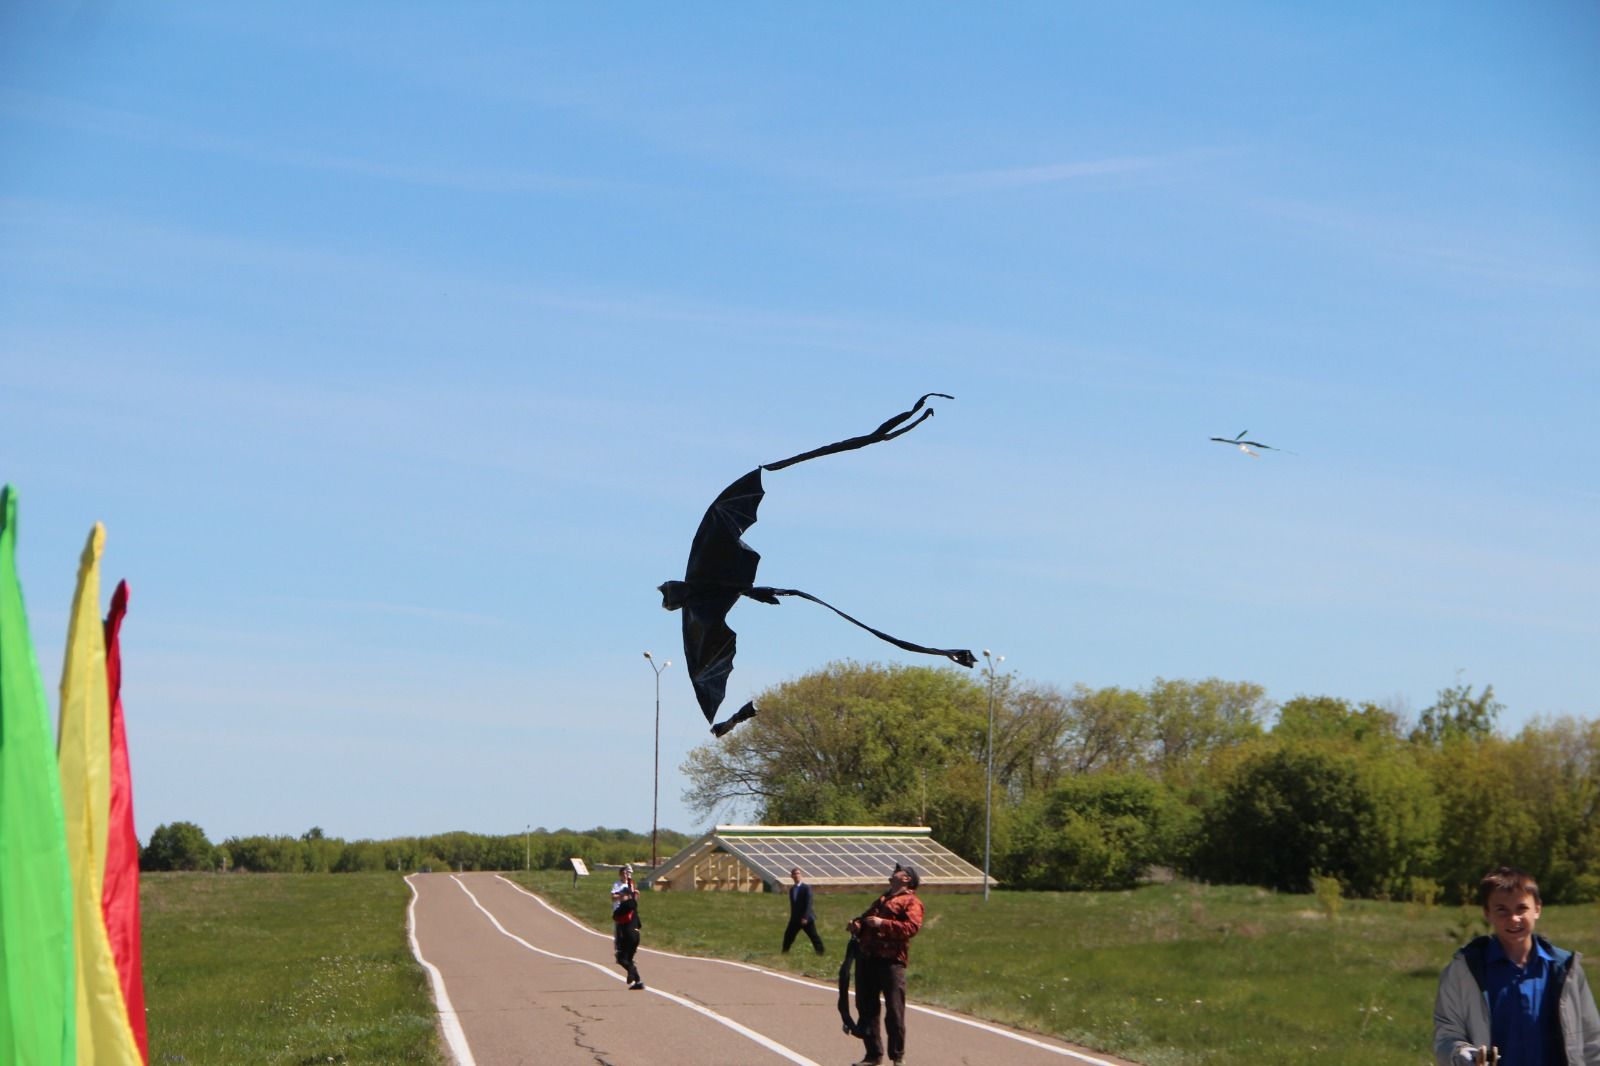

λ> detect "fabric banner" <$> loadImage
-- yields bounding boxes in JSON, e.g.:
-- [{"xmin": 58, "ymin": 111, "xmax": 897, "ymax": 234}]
[
  {"xmin": 0, "ymin": 485, "xmax": 77, "ymax": 1065},
  {"xmin": 101, "ymin": 580, "xmax": 147, "ymax": 1063},
  {"xmin": 57, "ymin": 524, "xmax": 142, "ymax": 1066}
]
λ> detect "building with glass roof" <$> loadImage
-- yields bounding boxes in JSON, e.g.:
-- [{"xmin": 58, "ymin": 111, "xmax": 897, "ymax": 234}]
[{"xmin": 647, "ymin": 825, "xmax": 992, "ymax": 894}]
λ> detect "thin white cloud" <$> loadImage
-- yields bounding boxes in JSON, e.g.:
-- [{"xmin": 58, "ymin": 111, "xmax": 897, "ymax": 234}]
[
  {"xmin": 0, "ymin": 196, "xmax": 1022, "ymax": 369},
  {"xmin": 1258, "ymin": 197, "xmax": 1600, "ymax": 290},
  {"xmin": 0, "ymin": 88, "xmax": 632, "ymax": 195},
  {"xmin": 891, "ymin": 152, "xmax": 1208, "ymax": 197},
  {"xmin": 264, "ymin": 596, "xmax": 510, "ymax": 628}
]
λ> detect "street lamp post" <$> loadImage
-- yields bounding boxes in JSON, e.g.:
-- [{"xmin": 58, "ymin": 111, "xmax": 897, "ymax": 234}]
[
  {"xmin": 982, "ymin": 649, "xmax": 1004, "ymax": 902},
  {"xmin": 643, "ymin": 651, "xmax": 672, "ymax": 870}
]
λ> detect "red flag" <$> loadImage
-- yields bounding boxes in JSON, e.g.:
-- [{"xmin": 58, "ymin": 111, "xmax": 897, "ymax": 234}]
[{"xmin": 100, "ymin": 580, "xmax": 147, "ymax": 1063}]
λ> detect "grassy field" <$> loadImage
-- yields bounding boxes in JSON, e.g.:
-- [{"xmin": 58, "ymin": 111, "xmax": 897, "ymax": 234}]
[
  {"xmin": 510, "ymin": 870, "xmax": 1600, "ymax": 1066},
  {"xmin": 142, "ymin": 872, "xmax": 443, "ymax": 1065},
  {"xmin": 140, "ymin": 870, "xmax": 1599, "ymax": 1065}
]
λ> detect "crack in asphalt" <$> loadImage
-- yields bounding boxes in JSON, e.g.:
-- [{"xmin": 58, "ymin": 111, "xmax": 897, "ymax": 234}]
[{"xmin": 560, "ymin": 1004, "xmax": 615, "ymax": 1065}]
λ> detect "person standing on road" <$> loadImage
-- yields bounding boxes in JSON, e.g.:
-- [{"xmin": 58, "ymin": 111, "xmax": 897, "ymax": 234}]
[
  {"xmin": 610, "ymin": 864, "xmax": 645, "ymax": 990},
  {"xmin": 783, "ymin": 866, "xmax": 826, "ymax": 955},
  {"xmin": 847, "ymin": 864, "xmax": 923, "ymax": 1066}
]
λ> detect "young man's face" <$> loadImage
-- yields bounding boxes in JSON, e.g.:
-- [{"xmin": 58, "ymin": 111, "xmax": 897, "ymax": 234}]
[
  {"xmin": 1484, "ymin": 887, "xmax": 1541, "ymax": 950},
  {"xmin": 791, "ymin": 869, "xmax": 803, "ymax": 884},
  {"xmin": 889, "ymin": 869, "xmax": 912, "ymax": 890}
]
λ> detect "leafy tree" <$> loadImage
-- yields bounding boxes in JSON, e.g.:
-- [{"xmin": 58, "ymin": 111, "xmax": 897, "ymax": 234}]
[
  {"xmin": 1191, "ymin": 740, "xmax": 1438, "ymax": 898},
  {"xmin": 988, "ymin": 679, "xmax": 1076, "ymax": 796},
  {"xmin": 1060, "ymin": 685, "xmax": 1154, "ymax": 774},
  {"xmin": 1275, "ymin": 696, "xmax": 1403, "ymax": 745},
  {"xmin": 1507, "ymin": 717, "xmax": 1600, "ymax": 903},
  {"xmin": 223, "ymin": 834, "xmax": 306, "ymax": 872},
  {"xmin": 680, "ymin": 660, "xmax": 988, "ymax": 830},
  {"xmin": 333, "ymin": 840, "xmax": 388, "ymax": 872},
  {"xmin": 1411, "ymin": 680, "xmax": 1503, "ymax": 746},
  {"xmin": 1001, "ymin": 773, "xmax": 1191, "ymax": 890},
  {"xmin": 141, "ymin": 821, "xmax": 216, "ymax": 871},
  {"xmin": 1146, "ymin": 677, "xmax": 1269, "ymax": 780},
  {"xmin": 1426, "ymin": 717, "xmax": 1600, "ymax": 903}
]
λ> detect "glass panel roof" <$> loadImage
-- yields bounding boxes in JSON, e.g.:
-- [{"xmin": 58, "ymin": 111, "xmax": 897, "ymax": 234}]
[{"xmin": 717, "ymin": 833, "xmax": 985, "ymax": 884}]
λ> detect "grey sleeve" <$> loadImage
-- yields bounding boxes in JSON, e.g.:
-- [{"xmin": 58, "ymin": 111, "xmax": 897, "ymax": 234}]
[
  {"xmin": 1570, "ymin": 961, "xmax": 1600, "ymax": 1066},
  {"xmin": 1432, "ymin": 959, "xmax": 1474, "ymax": 1066}
]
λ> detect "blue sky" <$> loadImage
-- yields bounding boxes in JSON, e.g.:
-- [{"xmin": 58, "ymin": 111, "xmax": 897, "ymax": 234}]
[{"xmin": 2, "ymin": 3, "xmax": 1596, "ymax": 844}]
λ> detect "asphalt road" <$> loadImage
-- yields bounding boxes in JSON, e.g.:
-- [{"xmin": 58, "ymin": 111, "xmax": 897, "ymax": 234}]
[{"xmin": 406, "ymin": 871, "xmax": 1141, "ymax": 1066}]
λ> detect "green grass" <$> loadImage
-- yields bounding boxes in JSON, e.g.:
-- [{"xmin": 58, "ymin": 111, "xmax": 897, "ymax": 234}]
[
  {"xmin": 140, "ymin": 869, "xmax": 1599, "ymax": 1065},
  {"xmin": 142, "ymin": 872, "xmax": 443, "ymax": 1065},
  {"xmin": 511, "ymin": 870, "xmax": 1600, "ymax": 1066}
]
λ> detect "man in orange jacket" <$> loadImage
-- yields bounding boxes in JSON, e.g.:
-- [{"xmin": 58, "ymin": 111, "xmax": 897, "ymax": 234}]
[{"xmin": 847, "ymin": 864, "xmax": 924, "ymax": 1066}]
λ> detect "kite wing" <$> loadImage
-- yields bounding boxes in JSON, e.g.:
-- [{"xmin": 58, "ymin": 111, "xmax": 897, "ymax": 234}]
[
  {"xmin": 684, "ymin": 469, "xmax": 765, "ymax": 590},
  {"xmin": 673, "ymin": 468, "xmax": 767, "ymax": 727},
  {"xmin": 1211, "ymin": 431, "xmax": 1292, "ymax": 454},
  {"xmin": 678, "ymin": 588, "xmax": 744, "ymax": 727}
]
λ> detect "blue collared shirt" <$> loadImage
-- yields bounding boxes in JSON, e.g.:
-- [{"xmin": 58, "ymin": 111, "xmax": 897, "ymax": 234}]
[{"xmin": 1483, "ymin": 936, "xmax": 1557, "ymax": 1066}]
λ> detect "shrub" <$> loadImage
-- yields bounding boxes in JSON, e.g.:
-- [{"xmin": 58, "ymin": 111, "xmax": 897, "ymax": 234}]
[
  {"xmin": 141, "ymin": 822, "xmax": 215, "ymax": 871},
  {"xmin": 1311, "ymin": 871, "xmax": 1343, "ymax": 918},
  {"xmin": 1189, "ymin": 740, "xmax": 1439, "ymax": 897},
  {"xmin": 999, "ymin": 773, "xmax": 1186, "ymax": 890}
]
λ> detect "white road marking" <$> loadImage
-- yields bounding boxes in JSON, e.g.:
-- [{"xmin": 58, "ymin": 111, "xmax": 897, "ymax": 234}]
[
  {"xmin": 451, "ymin": 875, "xmax": 821, "ymax": 1066},
  {"xmin": 494, "ymin": 873, "xmax": 1124, "ymax": 1065},
  {"xmin": 405, "ymin": 875, "xmax": 477, "ymax": 1066}
]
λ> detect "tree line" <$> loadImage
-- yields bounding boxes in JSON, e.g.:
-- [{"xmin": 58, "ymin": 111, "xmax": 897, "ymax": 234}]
[
  {"xmin": 139, "ymin": 823, "xmax": 692, "ymax": 875},
  {"xmin": 679, "ymin": 661, "xmax": 1600, "ymax": 903}
]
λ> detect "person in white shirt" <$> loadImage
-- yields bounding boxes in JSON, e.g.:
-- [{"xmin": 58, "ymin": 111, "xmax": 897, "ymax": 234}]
[{"xmin": 610, "ymin": 865, "xmax": 644, "ymax": 990}]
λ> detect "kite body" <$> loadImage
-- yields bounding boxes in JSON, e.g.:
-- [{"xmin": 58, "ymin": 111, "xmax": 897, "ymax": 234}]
[
  {"xmin": 657, "ymin": 470, "xmax": 768, "ymax": 736},
  {"xmin": 660, "ymin": 394, "xmax": 976, "ymax": 737},
  {"xmin": 1210, "ymin": 429, "xmax": 1287, "ymax": 457}
]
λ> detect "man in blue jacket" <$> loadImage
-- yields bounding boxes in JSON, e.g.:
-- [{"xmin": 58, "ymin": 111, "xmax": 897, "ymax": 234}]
[
  {"xmin": 1433, "ymin": 866, "xmax": 1600, "ymax": 1065},
  {"xmin": 782, "ymin": 866, "xmax": 825, "ymax": 955}
]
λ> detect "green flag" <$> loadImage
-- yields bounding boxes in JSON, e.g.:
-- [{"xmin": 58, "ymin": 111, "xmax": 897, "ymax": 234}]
[{"xmin": 0, "ymin": 485, "xmax": 76, "ymax": 1065}]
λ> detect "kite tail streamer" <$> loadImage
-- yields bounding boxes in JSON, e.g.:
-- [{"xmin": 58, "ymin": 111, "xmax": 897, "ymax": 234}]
[
  {"xmin": 101, "ymin": 581, "xmax": 148, "ymax": 1063},
  {"xmin": 0, "ymin": 485, "xmax": 77, "ymax": 1065},
  {"xmin": 837, "ymin": 937, "xmax": 867, "ymax": 1037},
  {"xmin": 58, "ymin": 525, "xmax": 143, "ymax": 1066},
  {"xmin": 760, "ymin": 587, "xmax": 977, "ymax": 668},
  {"xmin": 761, "ymin": 393, "xmax": 953, "ymax": 472}
]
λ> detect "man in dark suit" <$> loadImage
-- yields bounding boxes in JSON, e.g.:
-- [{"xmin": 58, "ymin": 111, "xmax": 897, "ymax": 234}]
[{"xmin": 782, "ymin": 866, "xmax": 825, "ymax": 954}]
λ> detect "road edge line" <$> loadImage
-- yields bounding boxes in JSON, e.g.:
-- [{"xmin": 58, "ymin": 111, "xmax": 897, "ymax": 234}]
[{"xmin": 406, "ymin": 874, "xmax": 477, "ymax": 1066}]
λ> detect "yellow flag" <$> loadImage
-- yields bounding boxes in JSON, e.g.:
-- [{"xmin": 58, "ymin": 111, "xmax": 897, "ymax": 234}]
[{"xmin": 57, "ymin": 524, "xmax": 142, "ymax": 1066}]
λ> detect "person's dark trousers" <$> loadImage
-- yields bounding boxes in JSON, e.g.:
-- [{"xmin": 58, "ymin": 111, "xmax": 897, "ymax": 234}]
[
  {"xmin": 614, "ymin": 926, "xmax": 641, "ymax": 984},
  {"xmin": 782, "ymin": 916, "xmax": 825, "ymax": 953},
  {"xmin": 855, "ymin": 955, "xmax": 907, "ymax": 1062}
]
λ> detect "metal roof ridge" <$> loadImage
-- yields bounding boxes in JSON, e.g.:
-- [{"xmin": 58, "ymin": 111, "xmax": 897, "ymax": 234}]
[{"xmin": 713, "ymin": 824, "xmax": 930, "ymax": 834}]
